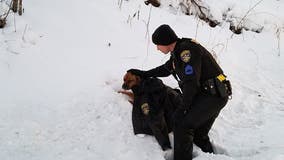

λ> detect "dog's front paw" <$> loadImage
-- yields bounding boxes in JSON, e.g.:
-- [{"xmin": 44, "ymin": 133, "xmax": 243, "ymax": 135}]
[{"xmin": 136, "ymin": 134, "xmax": 146, "ymax": 138}]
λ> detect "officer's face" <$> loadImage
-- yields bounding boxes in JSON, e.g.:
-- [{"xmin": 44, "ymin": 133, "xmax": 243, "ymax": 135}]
[{"xmin": 157, "ymin": 45, "xmax": 170, "ymax": 54}]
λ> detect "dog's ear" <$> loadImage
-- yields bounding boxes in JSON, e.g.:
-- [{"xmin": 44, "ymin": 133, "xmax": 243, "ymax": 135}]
[
  {"xmin": 134, "ymin": 74, "xmax": 141, "ymax": 84},
  {"xmin": 123, "ymin": 72, "xmax": 130, "ymax": 82}
]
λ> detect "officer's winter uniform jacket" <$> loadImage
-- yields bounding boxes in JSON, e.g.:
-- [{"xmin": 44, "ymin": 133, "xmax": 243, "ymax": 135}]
[
  {"xmin": 142, "ymin": 38, "xmax": 225, "ymax": 110},
  {"xmin": 131, "ymin": 77, "xmax": 181, "ymax": 151}
]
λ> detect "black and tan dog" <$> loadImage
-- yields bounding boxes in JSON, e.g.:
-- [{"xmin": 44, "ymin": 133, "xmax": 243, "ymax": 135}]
[{"xmin": 119, "ymin": 71, "xmax": 182, "ymax": 151}]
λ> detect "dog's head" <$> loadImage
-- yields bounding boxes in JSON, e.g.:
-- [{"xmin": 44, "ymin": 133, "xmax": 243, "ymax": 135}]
[{"xmin": 122, "ymin": 72, "xmax": 141, "ymax": 90}]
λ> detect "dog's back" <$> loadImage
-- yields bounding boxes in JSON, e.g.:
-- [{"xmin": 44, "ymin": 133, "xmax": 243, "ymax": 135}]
[
  {"xmin": 121, "ymin": 72, "xmax": 182, "ymax": 150},
  {"xmin": 162, "ymin": 86, "xmax": 182, "ymax": 131},
  {"xmin": 131, "ymin": 77, "xmax": 182, "ymax": 133}
]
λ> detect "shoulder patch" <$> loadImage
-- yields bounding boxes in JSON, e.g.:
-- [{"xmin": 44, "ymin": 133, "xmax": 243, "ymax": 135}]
[
  {"xmin": 180, "ymin": 50, "xmax": 191, "ymax": 63},
  {"xmin": 185, "ymin": 65, "xmax": 193, "ymax": 75},
  {"xmin": 191, "ymin": 39, "xmax": 199, "ymax": 44},
  {"xmin": 141, "ymin": 103, "xmax": 150, "ymax": 115}
]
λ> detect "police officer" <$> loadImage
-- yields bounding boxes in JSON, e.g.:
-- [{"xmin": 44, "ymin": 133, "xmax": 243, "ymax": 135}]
[{"xmin": 128, "ymin": 24, "xmax": 231, "ymax": 160}]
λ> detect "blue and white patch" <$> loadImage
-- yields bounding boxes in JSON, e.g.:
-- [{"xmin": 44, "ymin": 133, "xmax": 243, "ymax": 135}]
[{"xmin": 185, "ymin": 65, "xmax": 193, "ymax": 75}]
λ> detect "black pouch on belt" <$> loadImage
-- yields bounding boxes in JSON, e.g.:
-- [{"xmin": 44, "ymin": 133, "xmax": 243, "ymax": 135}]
[
  {"xmin": 202, "ymin": 79, "xmax": 217, "ymax": 95},
  {"xmin": 207, "ymin": 79, "xmax": 217, "ymax": 95},
  {"xmin": 214, "ymin": 78, "xmax": 232, "ymax": 98},
  {"xmin": 224, "ymin": 80, "xmax": 232, "ymax": 96}
]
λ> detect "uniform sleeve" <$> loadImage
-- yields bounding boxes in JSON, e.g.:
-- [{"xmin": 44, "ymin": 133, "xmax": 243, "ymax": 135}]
[
  {"xmin": 179, "ymin": 45, "xmax": 202, "ymax": 108},
  {"xmin": 145, "ymin": 59, "xmax": 173, "ymax": 77}
]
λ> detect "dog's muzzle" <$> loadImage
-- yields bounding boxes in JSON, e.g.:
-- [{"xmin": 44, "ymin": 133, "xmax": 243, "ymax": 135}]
[{"xmin": 122, "ymin": 83, "xmax": 130, "ymax": 90}]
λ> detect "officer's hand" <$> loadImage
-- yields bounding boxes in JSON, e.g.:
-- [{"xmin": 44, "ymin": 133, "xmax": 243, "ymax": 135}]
[{"xmin": 127, "ymin": 69, "xmax": 146, "ymax": 78}]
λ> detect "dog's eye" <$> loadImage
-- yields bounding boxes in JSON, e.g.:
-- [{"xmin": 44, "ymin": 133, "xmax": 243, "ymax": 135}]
[{"xmin": 126, "ymin": 80, "xmax": 133, "ymax": 83}]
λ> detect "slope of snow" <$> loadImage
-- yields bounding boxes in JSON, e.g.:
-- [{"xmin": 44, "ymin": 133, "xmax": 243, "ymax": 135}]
[{"xmin": 0, "ymin": 0, "xmax": 283, "ymax": 160}]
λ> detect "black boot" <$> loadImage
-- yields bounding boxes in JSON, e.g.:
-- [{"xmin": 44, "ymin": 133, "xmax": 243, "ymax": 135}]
[
  {"xmin": 194, "ymin": 135, "xmax": 214, "ymax": 153},
  {"xmin": 193, "ymin": 117, "xmax": 216, "ymax": 154}
]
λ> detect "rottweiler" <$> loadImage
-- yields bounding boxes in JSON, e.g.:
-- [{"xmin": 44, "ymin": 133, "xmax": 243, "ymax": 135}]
[{"xmin": 119, "ymin": 71, "xmax": 182, "ymax": 151}]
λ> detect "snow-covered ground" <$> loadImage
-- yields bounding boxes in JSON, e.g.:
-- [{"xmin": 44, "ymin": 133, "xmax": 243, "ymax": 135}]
[{"xmin": 0, "ymin": 0, "xmax": 284, "ymax": 160}]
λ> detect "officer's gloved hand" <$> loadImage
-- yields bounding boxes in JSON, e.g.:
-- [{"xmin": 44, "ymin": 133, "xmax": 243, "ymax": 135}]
[{"xmin": 127, "ymin": 69, "xmax": 147, "ymax": 78}]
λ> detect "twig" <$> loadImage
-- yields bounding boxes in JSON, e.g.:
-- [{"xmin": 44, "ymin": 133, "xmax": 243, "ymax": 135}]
[
  {"xmin": 191, "ymin": 0, "xmax": 208, "ymax": 19},
  {"xmin": 13, "ymin": 12, "xmax": 16, "ymax": 32},
  {"xmin": 142, "ymin": 5, "xmax": 152, "ymax": 69},
  {"xmin": 145, "ymin": 5, "xmax": 152, "ymax": 39},
  {"xmin": 237, "ymin": 0, "xmax": 264, "ymax": 28},
  {"xmin": 119, "ymin": 0, "xmax": 123, "ymax": 10},
  {"xmin": 248, "ymin": 48, "xmax": 259, "ymax": 66},
  {"xmin": 3, "ymin": 0, "xmax": 13, "ymax": 20},
  {"xmin": 231, "ymin": 0, "xmax": 264, "ymax": 37},
  {"xmin": 276, "ymin": 27, "xmax": 281, "ymax": 56},
  {"xmin": 195, "ymin": 18, "xmax": 200, "ymax": 39},
  {"xmin": 137, "ymin": 5, "xmax": 140, "ymax": 20},
  {"xmin": 22, "ymin": 23, "xmax": 27, "ymax": 42},
  {"xmin": 0, "ymin": 0, "xmax": 13, "ymax": 28},
  {"xmin": 18, "ymin": 0, "xmax": 22, "ymax": 15},
  {"xmin": 212, "ymin": 43, "xmax": 225, "ymax": 55},
  {"xmin": 12, "ymin": 0, "xmax": 18, "ymax": 12}
]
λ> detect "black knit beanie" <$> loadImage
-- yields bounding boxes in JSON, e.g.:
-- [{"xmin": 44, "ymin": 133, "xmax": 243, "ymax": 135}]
[{"xmin": 152, "ymin": 24, "xmax": 178, "ymax": 45}]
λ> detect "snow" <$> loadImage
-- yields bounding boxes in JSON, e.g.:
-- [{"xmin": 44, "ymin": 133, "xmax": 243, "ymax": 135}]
[{"xmin": 0, "ymin": 0, "xmax": 284, "ymax": 160}]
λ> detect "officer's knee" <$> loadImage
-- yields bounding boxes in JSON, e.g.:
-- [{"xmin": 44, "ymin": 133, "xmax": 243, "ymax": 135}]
[
  {"xmin": 184, "ymin": 120, "xmax": 198, "ymax": 130},
  {"xmin": 194, "ymin": 135, "xmax": 209, "ymax": 144}
]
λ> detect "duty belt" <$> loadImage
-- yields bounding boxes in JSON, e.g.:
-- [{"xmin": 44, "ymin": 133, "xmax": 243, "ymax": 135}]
[{"xmin": 202, "ymin": 74, "xmax": 232, "ymax": 98}]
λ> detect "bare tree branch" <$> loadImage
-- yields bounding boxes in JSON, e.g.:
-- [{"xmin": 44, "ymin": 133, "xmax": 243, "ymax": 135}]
[
  {"xmin": 18, "ymin": 0, "xmax": 22, "ymax": 15},
  {"xmin": 0, "ymin": 0, "xmax": 13, "ymax": 28},
  {"xmin": 12, "ymin": 0, "xmax": 18, "ymax": 12}
]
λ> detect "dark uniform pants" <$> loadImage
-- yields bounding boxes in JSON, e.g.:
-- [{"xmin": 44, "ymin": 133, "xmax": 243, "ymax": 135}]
[{"xmin": 174, "ymin": 92, "xmax": 228, "ymax": 160}]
